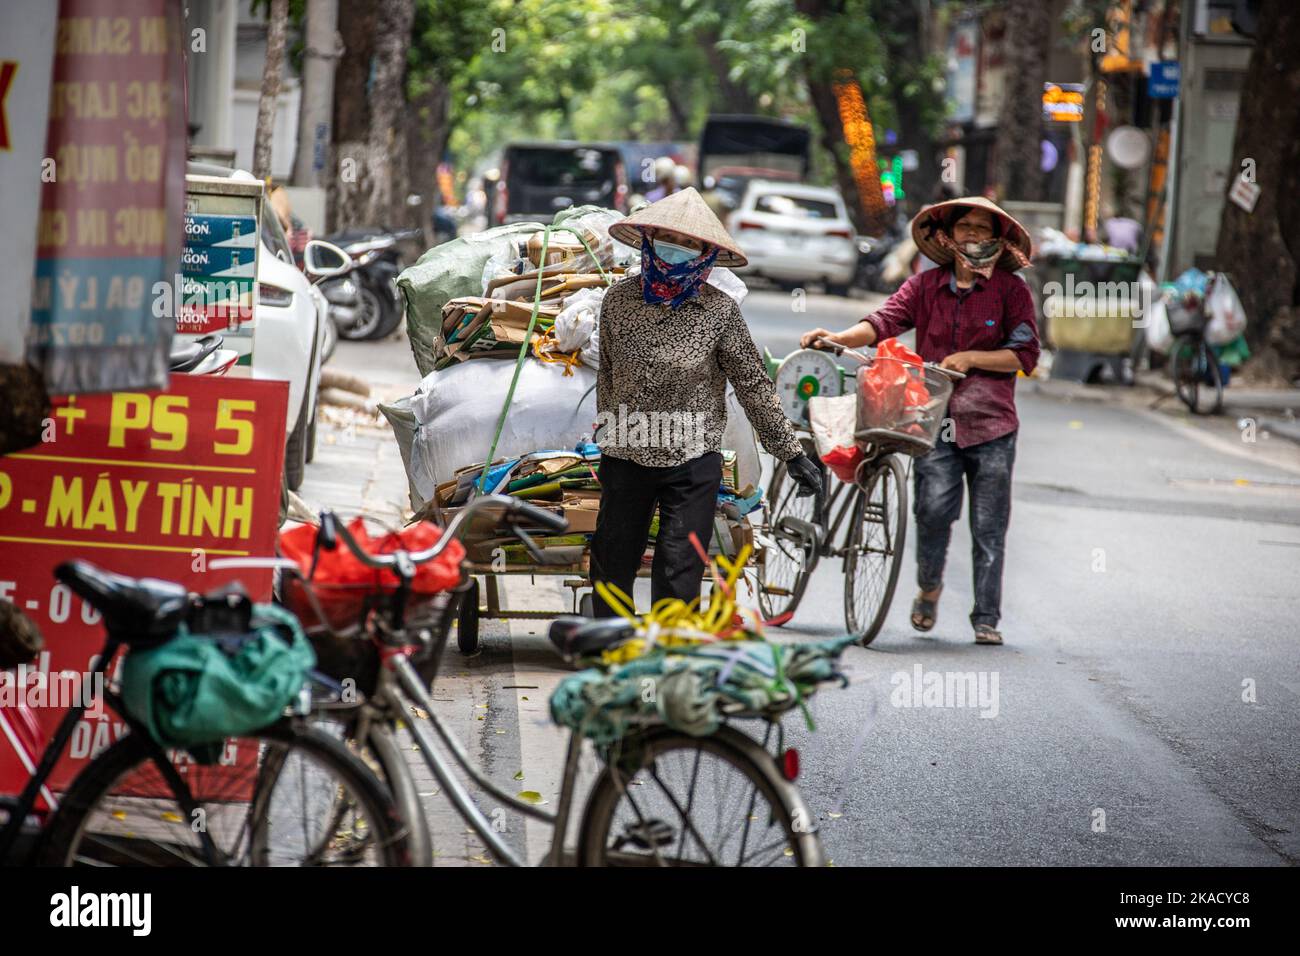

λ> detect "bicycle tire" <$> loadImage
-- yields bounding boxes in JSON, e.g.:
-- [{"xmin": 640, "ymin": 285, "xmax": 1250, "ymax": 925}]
[
  {"xmin": 38, "ymin": 720, "xmax": 411, "ymax": 867},
  {"xmin": 1170, "ymin": 333, "xmax": 1201, "ymax": 413},
  {"xmin": 1202, "ymin": 342, "xmax": 1224, "ymax": 415},
  {"xmin": 576, "ymin": 725, "xmax": 823, "ymax": 867},
  {"xmin": 366, "ymin": 721, "xmax": 432, "ymax": 866},
  {"xmin": 756, "ymin": 438, "xmax": 819, "ymax": 624},
  {"xmin": 844, "ymin": 455, "xmax": 907, "ymax": 645}
]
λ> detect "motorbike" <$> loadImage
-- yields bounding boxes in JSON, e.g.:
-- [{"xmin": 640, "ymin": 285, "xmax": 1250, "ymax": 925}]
[
  {"xmin": 167, "ymin": 333, "xmax": 239, "ymax": 376},
  {"xmin": 852, "ymin": 209, "xmax": 914, "ymax": 294},
  {"xmin": 319, "ymin": 227, "xmax": 422, "ymax": 341}
]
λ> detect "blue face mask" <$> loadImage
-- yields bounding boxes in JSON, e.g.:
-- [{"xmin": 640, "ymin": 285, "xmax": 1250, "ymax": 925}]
[{"xmin": 652, "ymin": 240, "xmax": 701, "ymax": 265}]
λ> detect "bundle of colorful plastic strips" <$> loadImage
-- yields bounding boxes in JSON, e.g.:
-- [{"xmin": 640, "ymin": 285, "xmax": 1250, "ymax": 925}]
[
  {"xmin": 549, "ymin": 635, "xmax": 856, "ymax": 745},
  {"xmin": 591, "ymin": 543, "xmax": 761, "ymax": 666}
]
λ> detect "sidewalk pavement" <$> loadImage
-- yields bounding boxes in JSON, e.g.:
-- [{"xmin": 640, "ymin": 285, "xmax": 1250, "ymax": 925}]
[
  {"xmin": 295, "ymin": 336, "xmax": 583, "ymax": 866},
  {"xmin": 1135, "ymin": 371, "xmax": 1300, "ymax": 444},
  {"xmin": 1021, "ymin": 372, "xmax": 1300, "ymax": 446}
]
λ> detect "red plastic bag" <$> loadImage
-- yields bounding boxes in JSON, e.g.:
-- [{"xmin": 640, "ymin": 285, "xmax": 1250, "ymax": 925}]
[
  {"xmin": 822, "ymin": 444, "xmax": 863, "ymax": 484},
  {"xmin": 858, "ymin": 338, "xmax": 930, "ymax": 430},
  {"xmin": 279, "ymin": 517, "xmax": 465, "ymax": 594}
]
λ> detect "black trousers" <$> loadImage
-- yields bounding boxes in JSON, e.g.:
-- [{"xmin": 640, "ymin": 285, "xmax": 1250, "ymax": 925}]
[
  {"xmin": 589, "ymin": 452, "xmax": 722, "ymax": 617},
  {"xmin": 912, "ymin": 431, "xmax": 1017, "ymax": 628}
]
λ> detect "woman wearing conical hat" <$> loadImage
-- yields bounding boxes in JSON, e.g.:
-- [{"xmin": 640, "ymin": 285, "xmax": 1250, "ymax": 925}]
[
  {"xmin": 591, "ymin": 188, "xmax": 823, "ymax": 617},
  {"xmin": 800, "ymin": 197, "xmax": 1040, "ymax": 646}
]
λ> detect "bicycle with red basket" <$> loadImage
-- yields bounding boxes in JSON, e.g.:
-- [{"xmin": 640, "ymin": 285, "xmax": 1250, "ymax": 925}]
[
  {"xmin": 254, "ymin": 496, "xmax": 824, "ymax": 867},
  {"xmin": 759, "ymin": 337, "xmax": 964, "ymax": 644}
]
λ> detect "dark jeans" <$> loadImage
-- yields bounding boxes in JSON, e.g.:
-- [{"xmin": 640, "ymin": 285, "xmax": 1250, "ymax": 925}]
[
  {"xmin": 912, "ymin": 431, "xmax": 1017, "ymax": 628},
  {"xmin": 589, "ymin": 452, "xmax": 722, "ymax": 617}
]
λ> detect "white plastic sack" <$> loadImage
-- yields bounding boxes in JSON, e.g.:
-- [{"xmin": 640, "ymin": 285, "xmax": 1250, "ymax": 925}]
[
  {"xmin": 554, "ymin": 286, "xmax": 606, "ymax": 351},
  {"xmin": 581, "ymin": 324, "xmax": 600, "ymax": 370},
  {"xmin": 723, "ymin": 385, "xmax": 762, "ymax": 493},
  {"xmin": 1145, "ymin": 294, "xmax": 1173, "ymax": 353},
  {"xmin": 806, "ymin": 394, "xmax": 857, "ymax": 459},
  {"xmin": 707, "ymin": 267, "xmax": 749, "ymax": 305},
  {"xmin": 1205, "ymin": 274, "xmax": 1247, "ymax": 345},
  {"xmin": 408, "ymin": 360, "xmax": 599, "ymax": 502}
]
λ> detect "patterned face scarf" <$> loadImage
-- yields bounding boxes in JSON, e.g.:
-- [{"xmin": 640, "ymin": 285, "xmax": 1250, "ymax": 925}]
[
  {"xmin": 640, "ymin": 232, "xmax": 719, "ymax": 309},
  {"xmin": 935, "ymin": 227, "xmax": 1031, "ymax": 280}
]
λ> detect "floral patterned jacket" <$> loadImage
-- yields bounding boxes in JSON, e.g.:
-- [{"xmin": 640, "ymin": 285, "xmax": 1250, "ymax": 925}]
[{"xmin": 595, "ymin": 275, "xmax": 803, "ymax": 468}]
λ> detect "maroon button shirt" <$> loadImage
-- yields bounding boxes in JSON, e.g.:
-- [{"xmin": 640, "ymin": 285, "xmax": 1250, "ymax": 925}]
[{"xmin": 864, "ymin": 266, "xmax": 1040, "ymax": 448}]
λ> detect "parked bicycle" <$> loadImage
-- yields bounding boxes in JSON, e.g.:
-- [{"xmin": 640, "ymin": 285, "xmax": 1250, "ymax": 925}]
[
  {"xmin": 270, "ymin": 495, "xmax": 828, "ymax": 867},
  {"xmin": 1166, "ymin": 274, "xmax": 1225, "ymax": 415},
  {"xmin": 758, "ymin": 339, "xmax": 963, "ymax": 644},
  {"xmin": 0, "ymin": 563, "xmax": 411, "ymax": 866}
]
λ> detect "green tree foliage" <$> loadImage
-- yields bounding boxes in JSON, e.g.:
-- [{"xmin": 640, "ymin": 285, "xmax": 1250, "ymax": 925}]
[{"xmin": 412, "ymin": 0, "xmax": 943, "ymax": 197}]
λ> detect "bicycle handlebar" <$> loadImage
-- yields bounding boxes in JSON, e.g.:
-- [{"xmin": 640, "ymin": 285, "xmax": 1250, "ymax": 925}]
[
  {"xmin": 317, "ymin": 495, "xmax": 571, "ymax": 573},
  {"xmin": 812, "ymin": 337, "xmax": 966, "ymax": 381}
]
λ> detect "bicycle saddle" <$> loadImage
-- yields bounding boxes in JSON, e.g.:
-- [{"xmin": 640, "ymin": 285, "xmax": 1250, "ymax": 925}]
[
  {"xmin": 548, "ymin": 616, "xmax": 636, "ymax": 659},
  {"xmin": 55, "ymin": 561, "xmax": 190, "ymax": 643}
]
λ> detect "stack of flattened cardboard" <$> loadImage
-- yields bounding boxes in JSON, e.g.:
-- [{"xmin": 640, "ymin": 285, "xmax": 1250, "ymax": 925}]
[
  {"xmin": 424, "ymin": 443, "xmax": 762, "ymax": 571},
  {"xmin": 438, "ymin": 297, "xmax": 563, "ymax": 367}
]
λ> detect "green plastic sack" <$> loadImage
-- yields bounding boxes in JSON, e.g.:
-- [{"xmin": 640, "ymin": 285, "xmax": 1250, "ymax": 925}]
[
  {"xmin": 397, "ymin": 221, "xmax": 545, "ymax": 377},
  {"xmin": 121, "ymin": 603, "xmax": 316, "ymax": 757}
]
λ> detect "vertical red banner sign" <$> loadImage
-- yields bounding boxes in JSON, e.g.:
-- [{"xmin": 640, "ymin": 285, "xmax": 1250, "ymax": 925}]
[{"xmin": 29, "ymin": 0, "xmax": 188, "ymax": 395}]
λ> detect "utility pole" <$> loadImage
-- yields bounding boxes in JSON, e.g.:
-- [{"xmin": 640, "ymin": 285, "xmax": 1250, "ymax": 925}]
[{"xmin": 292, "ymin": 0, "xmax": 339, "ymax": 188}]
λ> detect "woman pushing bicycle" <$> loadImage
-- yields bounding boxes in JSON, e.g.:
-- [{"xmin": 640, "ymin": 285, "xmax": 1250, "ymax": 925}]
[
  {"xmin": 591, "ymin": 188, "xmax": 823, "ymax": 617},
  {"xmin": 800, "ymin": 197, "xmax": 1040, "ymax": 646}
]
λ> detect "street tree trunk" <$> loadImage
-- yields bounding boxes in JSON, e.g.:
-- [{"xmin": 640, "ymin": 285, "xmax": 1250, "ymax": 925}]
[
  {"xmin": 1213, "ymin": 0, "xmax": 1300, "ymax": 381},
  {"xmin": 328, "ymin": 2, "xmax": 376, "ymax": 232},
  {"xmin": 407, "ymin": 81, "xmax": 451, "ymax": 248},
  {"xmin": 993, "ymin": 0, "xmax": 1051, "ymax": 202},
  {"xmin": 291, "ymin": 0, "xmax": 339, "ymax": 188},
  {"xmin": 252, "ymin": 0, "xmax": 290, "ymax": 181},
  {"xmin": 364, "ymin": 0, "xmax": 416, "ymax": 228},
  {"xmin": 795, "ymin": 0, "xmax": 891, "ymax": 236},
  {"xmin": 879, "ymin": 0, "xmax": 939, "ymax": 212},
  {"xmin": 699, "ymin": 26, "xmax": 760, "ymax": 114}
]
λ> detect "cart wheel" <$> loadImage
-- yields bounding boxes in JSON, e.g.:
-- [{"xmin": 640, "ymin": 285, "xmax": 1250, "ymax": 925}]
[
  {"xmin": 457, "ymin": 577, "xmax": 481, "ymax": 655},
  {"xmin": 579, "ymin": 592, "xmax": 595, "ymax": 618}
]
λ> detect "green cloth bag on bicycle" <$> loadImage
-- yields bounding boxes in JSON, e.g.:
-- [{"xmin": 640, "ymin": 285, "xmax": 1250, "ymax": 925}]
[{"xmin": 121, "ymin": 603, "xmax": 316, "ymax": 759}]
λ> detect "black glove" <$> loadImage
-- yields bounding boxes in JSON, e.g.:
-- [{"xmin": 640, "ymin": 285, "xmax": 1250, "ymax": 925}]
[{"xmin": 785, "ymin": 453, "xmax": 824, "ymax": 499}]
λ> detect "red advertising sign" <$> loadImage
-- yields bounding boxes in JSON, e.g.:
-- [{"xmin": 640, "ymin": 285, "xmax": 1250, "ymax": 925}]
[{"xmin": 0, "ymin": 374, "xmax": 287, "ymax": 791}]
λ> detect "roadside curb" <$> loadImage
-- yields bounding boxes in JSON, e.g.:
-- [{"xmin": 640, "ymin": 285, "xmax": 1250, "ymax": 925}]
[{"xmin": 1022, "ymin": 372, "xmax": 1300, "ymax": 447}]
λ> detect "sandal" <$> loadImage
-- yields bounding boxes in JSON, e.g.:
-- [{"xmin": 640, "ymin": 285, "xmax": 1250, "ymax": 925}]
[
  {"xmin": 974, "ymin": 625, "xmax": 1003, "ymax": 645},
  {"xmin": 910, "ymin": 588, "xmax": 941, "ymax": 632}
]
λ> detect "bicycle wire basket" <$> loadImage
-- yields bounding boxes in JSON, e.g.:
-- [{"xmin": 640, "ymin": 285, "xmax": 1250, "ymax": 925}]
[
  {"xmin": 854, "ymin": 357, "xmax": 955, "ymax": 458},
  {"xmin": 278, "ymin": 529, "xmax": 469, "ymax": 697}
]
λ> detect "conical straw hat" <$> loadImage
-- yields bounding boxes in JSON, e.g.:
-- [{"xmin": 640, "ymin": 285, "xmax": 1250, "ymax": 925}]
[
  {"xmin": 609, "ymin": 187, "xmax": 748, "ymax": 268},
  {"xmin": 911, "ymin": 196, "xmax": 1032, "ymax": 270}
]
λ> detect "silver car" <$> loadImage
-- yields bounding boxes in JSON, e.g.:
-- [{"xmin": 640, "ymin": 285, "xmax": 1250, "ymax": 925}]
[{"xmin": 727, "ymin": 181, "xmax": 858, "ymax": 296}]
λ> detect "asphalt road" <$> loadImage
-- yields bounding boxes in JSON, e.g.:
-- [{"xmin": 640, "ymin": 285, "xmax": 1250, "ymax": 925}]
[{"xmin": 298, "ymin": 285, "xmax": 1300, "ymax": 866}]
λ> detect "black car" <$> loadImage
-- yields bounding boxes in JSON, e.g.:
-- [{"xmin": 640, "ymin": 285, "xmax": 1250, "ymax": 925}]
[{"xmin": 494, "ymin": 142, "xmax": 628, "ymax": 224}]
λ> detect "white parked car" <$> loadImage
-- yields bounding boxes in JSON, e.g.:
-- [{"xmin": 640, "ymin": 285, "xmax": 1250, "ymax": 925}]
[
  {"xmin": 184, "ymin": 164, "xmax": 334, "ymax": 491},
  {"xmin": 727, "ymin": 182, "xmax": 858, "ymax": 296}
]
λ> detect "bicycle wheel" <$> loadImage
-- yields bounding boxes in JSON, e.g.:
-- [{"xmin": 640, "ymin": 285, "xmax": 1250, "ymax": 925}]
[
  {"xmin": 38, "ymin": 720, "xmax": 411, "ymax": 866},
  {"xmin": 576, "ymin": 725, "xmax": 823, "ymax": 867},
  {"xmin": 303, "ymin": 709, "xmax": 433, "ymax": 867},
  {"xmin": 1170, "ymin": 333, "xmax": 1201, "ymax": 412},
  {"xmin": 844, "ymin": 455, "xmax": 907, "ymax": 645},
  {"xmin": 756, "ymin": 439, "xmax": 818, "ymax": 624},
  {"xmin": 1200, "ymin": 342, "xmax": 1224, "ymax": 415}
]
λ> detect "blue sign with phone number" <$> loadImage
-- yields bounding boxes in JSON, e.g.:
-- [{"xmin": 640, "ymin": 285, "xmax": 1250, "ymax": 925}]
[{"xmin": 1149, "ymin": 61, "xmax": 1180, "ymax": 99}]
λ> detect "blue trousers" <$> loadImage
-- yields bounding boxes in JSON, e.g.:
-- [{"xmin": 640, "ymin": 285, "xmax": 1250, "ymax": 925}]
[{"xmin": 912, "ymin": 431, "xmax": 1017, "ymax": 628}]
